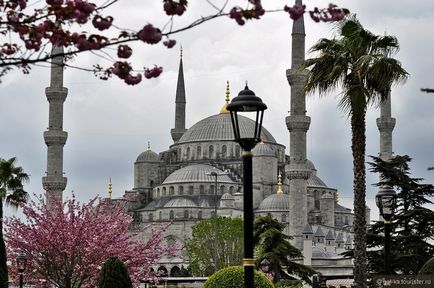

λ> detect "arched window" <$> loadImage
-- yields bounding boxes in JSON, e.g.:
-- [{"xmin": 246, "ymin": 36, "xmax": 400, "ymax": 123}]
[
  {"xmin": 198, "ymin": 211, "xmax": 202, "ymax": 219},
  {"xmin": 197, "ymin": 146, "xmax": 202, "ymax": 159},
  {"xmin": 230, "ymin": 186, "xmax": 234, "ymax": 193},
  {"xmin": 179, "ymin": 186, "xmax": 184, "ymax": 195},
  {"xmin": 157, "ymin": 188, "xmax": 160, "ymax": 198},
  {"xmin": 170, "ymin": 210, "xmax": 175, "ymax": 220},
  {"xmin": 220, "ymin": 185, "xmax": 226, "ymax": 195},
  {"xmin": 200, "ymin": 185, "xmax": 205, "ymax": 195},
  {"xmin": 159, "ymin": 211, "xmax": 162, "ymax": 220},
  {"xmin": 186, "ymin": 147, "xmax": 191, "ymax": 160},
  {"xmin": 162, "ymin": 187, "xmax": 166, "ymax": 197},
  {"xmin": 149, "ymin": 213, "xmax": 153, "ymax": 222},
  {"xmin": 235, "ymin": 145, "xmax": 240, "ymax": 157},
  {"xmin": 345, "ymin": 215, "xmax": 349, "ymax": 225},
  {"xmin": 169, "ymin": 186, "xmax": 174, "ymax": 196},
  {"xmin": 210, "ymin": 185, "xmax": 215, "ymax": 195},
  {"xmin": 281, "ymin": 214, "xmax": 287, "ymax": 223},
  {"xmin": 209, "ymin": 145, "xmax": 214, "ymax": 158},
  {"xmin": 222, "ymin": 145, "xmax": 227, "ymax": 158},
  {"xmin": 150, "ymin": 180, "xmax": 154, "ymax": 187},
  {"xmin": 184, "ymin": 210, "xmax": 189, "ymax": 219},
  {"xmin": 189, "ymin": 185, "xmax": 194, "ymax": 195}
]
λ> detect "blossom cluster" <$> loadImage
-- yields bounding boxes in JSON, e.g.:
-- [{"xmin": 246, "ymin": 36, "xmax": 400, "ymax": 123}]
[{"xmin": 5, "ymin": 195, "xmax": 177, "ymax": 287}]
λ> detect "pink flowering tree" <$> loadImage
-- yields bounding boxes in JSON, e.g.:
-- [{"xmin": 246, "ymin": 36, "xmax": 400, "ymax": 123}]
[
  {"xmin": 4, "ymin": 195, "xmax": 176, "ymax": 288},
  {"xmin": 0, "ymin": 0, "xmax": 349, "ymax": 85}
]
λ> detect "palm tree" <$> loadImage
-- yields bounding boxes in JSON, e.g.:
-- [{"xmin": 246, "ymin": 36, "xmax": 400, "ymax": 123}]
[
  {"xmin": 303, "ymin": 17, "xmax": 408, "ymax": 287},
  {"xmin": 0, "ymin": 157, "xmax": 29, "ymax": 288},
  {"xmin": 253, "ymin": 214, "xmax": 315, "ymax": 285}
]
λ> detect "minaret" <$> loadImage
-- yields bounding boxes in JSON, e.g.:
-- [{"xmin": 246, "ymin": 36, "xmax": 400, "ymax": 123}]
[
  {"xmin": 285, "ymin": 0, "xmax": 311, "ymax": 249},
  {"xmin": 171, "ymin": 48, "xmax": 187, "ymax": 143},
  {"xmin": 108, "ymin": 178, "xmax": 113, "ymax": 200},
  {"xmin": 376, "ymin": 88, "xmax": 395, "ymax": 162},
  {"xmin": 42, "ymin": 45, "xmax": 68, "ymax": 209}
]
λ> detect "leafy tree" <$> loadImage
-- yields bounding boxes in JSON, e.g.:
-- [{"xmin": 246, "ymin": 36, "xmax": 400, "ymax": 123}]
[
  {"xmin": 203, "ymin": 266, "xmax": 274, "ymax": 288},
  {"xmin": 0, "ymin": 1, "xmax": 348, "ymax": 84},
  {"xmin": 253, "ymin": 214, "xmax": 315, "ymax": 285},
  {"xmin": 5, "ymin": 195, "xmax": 175, "ymax": 288},
  {"xmin": 98, "ymin": 257, "xmax": 132, "ymax": 288},
  {"xmin": 303, "ymin": 17, "xmax": 408, "ymax": 287},
  {"xmin": 0, "ymin": 157, "xmax": 29, "ymax": 288},
  {"xmin": 364, "ymin": 155, "xmax": 434, "ymax": 275},
  {"xmin": 186, "ymin": 217, "xmax": 244, "ymax": 276}
]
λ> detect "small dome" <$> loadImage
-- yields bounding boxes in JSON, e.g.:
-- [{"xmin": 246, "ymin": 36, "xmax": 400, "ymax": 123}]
[
  {"xmin": 306, "ymin": 159, "xmax": 317, "ymax": 171},
  {"xmin": 164, "ymin": 197, "xmax": 197, "ymax": 208},
  {"xmin": 257, "ymin": 193, "xmax": 290, "ymax": 212},
  {"xmin": 312, "ymin": 247, "xmax": 339, "ymax": 259},
  {"xmin": 136, "ymin": 149, "xmax": 159, "ymax": 162},
  {"xmin": 252, "ymin": 142, "xmax": 275, "ymax": 157},
  {"xmin": 307, "ymin": 175, "xmax": 327, "ymax": 187},
  {"xmin": 321, "ymin": 191, "xmax": 334, "ymax": 199},
  {"xmin": 163, "ymin": 164, "xmax": 235, "ymax": 184}
]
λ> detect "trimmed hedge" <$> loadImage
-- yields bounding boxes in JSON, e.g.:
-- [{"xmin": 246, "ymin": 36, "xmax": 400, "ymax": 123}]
[
  {"xmin": 419, "ymin": 257, "xmax": 434, "ymax": 275},
  {"xmin": 203, "ymin": 266, "xmax": 274, "ymax": 288}
]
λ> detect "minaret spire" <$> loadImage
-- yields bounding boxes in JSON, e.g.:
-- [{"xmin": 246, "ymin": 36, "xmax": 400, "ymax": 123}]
[
  {"xmin": 285, "ymin": 0, "xmax": 311, "ymax": 249},
  {"xmin": 171, "ymin": 47, "xmax": 187, "ymax": 143},
  {"xmin": 376, "ymin": 89, "xmax": 395, "ymax": 161},
  {"xmin": 42, "ymin": 45, "xmax": 68, "ymax": 209}
]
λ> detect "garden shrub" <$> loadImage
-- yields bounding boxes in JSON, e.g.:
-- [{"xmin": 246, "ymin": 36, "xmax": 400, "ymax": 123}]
[
  {"xmin": 98, "ymin": 257, "xmax": 133, "ymax": 288},
  {"xmin": 419, "ymin": 257, "xmax": 434, "ymax": 275},
  {"xmin": 203, "ymin": 266, "xmax": 274, "ymax": 288}
]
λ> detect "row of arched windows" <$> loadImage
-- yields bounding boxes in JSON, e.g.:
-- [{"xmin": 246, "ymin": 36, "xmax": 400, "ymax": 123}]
[
  {"xmin": 147, "ymin": 210, "xmax": 203, "ymax": 221},
  {"xmin": 154, "ymin": 185, "xmax": 236, "ymax": 198},
  {"xmin": 181, "ymin": 143, "xmax": 241, "ymax": 161}
]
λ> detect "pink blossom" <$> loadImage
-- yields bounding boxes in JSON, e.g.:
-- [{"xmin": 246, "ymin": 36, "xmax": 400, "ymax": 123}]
[
  {"xmin": 163, "ymin": 39, "xmax": 176, "ymax": 48},
  {"xmin": 137, "ymin": 24, "xmax": 162, "ymax": 44},
  {"xmin": 117, "ymin": 44, "xmax": 132, "ymax": 58},
  {"xmin": 5, "ymin": 194, "xmax": 175, "ymax": 287},
  {"xmin": 144, "ymin": 65, "xmax": 163, "ymax": 79}
]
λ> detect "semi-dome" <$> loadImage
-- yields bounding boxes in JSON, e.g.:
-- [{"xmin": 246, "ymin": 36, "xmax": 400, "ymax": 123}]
[
  {"xmin": 164, "ymin": 197, "xmax": 197, "ymax": 208},
  {"xmin": 177, "ymin": 114, "xmax": 276, "ymax": 144},
  {"xmin": 252, "ymin": 142, "xmax": 275, "ymax": 157},
  {"xmin": 162, "ymin": 164, "xmax": 235, "ymax": 184},
  {"xmin": 257, "ymin": 193, "xmax": 290, "ymax": 212},
  {"xmin": 307, "ymin": 175, "xmax": 327, "ymax": 187},
  {"xmin": 136, "ymin": 149, "xmax": 159, "ymax": 162}
]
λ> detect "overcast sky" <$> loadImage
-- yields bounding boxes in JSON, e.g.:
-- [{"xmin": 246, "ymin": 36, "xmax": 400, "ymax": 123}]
[{"xmin": 1, "ymin": 0, "xmax": 433, "ymax": 219}]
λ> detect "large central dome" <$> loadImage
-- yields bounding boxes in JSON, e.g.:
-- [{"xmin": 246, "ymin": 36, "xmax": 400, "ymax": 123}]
[{"xmin": 177, "ymin": 113, "xmax": 276, "ymax": 144}]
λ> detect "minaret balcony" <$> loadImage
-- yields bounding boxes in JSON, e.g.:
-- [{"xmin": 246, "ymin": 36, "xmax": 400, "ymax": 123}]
[
  {"xmin": 45, "ymin": 87, "xmax": 68, "ymax": 102},
  {"xmin": 286, "ymin": 115, "xmax": 311, "ymax": 132},
  {"xmin": 376, "ymin": 117, "xmax": 396, "ymax": 131},
  {"xmin": 286, "ymin": 68, "xmax": 308, "ymax": 86},
  {"xmin": 42, "ymin": 176, "xmax": 67, "ymax": 191},
  {"xmin": 44, "ymin": 130, "xmax": 68, "ymax": 145}
]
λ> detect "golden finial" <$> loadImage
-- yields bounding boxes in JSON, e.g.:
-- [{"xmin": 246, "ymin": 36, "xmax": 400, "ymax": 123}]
[
  {"xmin": 147, "ymin": 141, "xmax": 151, "ymax": 151},
  {"xmin": 277, "ymin": 172, "xmax": 283, "ymax": 194},
  {"xmin": 335, "ymin": 191, "xmax": 339, "ymax": 203},
  {"xmin": 220, "ymin": 81, "xmax": 231, "ymax": 114},
  {"xmin": 108, "ymin": 177, "xmax": 112, "ymax": 200}
]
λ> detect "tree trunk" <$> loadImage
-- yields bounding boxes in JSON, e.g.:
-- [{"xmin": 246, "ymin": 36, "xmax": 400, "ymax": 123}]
[
  {"xmin": 0, "ymin": 202, "xmax": 8, "ymax": 288},
  {"xmin": 352, "ymin": 113, "xmax": 367, "ymax": 288}
]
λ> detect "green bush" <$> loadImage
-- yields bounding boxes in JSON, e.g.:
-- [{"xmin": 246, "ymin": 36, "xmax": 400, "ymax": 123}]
[
  {"xmin": 98, "ymin": 257, "xmax": 133, "ymax": 288},
  {"xmin": 419, "ymin": 257, "xmax": 434, "ymax": 275},
  {"xmin": 203, "ymin": 266, "xmax": 274, "ymax": 288}
]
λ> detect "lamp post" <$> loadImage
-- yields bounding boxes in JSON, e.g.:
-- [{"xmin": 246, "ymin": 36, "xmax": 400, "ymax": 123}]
[
  {"xmin": 227, "ymin": 84, "xmax": 267, "ymax": 288},
  {"xmin": 375, "ymin": 187, "xmax": 397, "ymax": 275},
  {"xmin": 16, "ymin": 251, "xmax": 28, "ymax": 288},
  {"xmin": 205, "ymin": 169, "xmax": 229, "ymax": 272}
]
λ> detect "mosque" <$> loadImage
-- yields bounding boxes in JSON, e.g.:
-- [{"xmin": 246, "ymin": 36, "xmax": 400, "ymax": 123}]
[{"xmin": 41, "ymin": 0, "xmax": 397, "ymax": 282}]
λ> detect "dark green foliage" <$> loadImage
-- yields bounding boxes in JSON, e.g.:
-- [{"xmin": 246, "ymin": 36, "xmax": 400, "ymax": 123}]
[
  {"xmin": 186, "ymin": 217, "xmax": 244, "ymax": 276},
  {"xmin": 0, "ymin": 157, "xmax": 29, "ymax": 288},
  {"xmin": 346, "ymin": 155, "xmax": 434, "ymax": 276},
  {"xmin": 419, "ymin": 257, "xmax": 434, "ymax": 275},
  {"xmin": 203, "ymin": 266, "xmax": 274, "ymax": 288},
  {"xmin": 98, "ymin": 257, "xmax": 132, "ymax": 288},
  {"xmin": 254, "ymin": 214, "xmax": 315, "ymax": 284}
]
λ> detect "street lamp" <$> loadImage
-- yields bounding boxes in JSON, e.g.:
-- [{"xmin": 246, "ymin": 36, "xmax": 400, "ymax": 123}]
[
  {"xmin": 375, "ymin": 187, "xmax": 397, "ymax": 275},
  {"xmin": 16, "ymin": 251, "xmax": 28, "ymax": 288},
  {"xmin": 227, "ymin": 84, "xmax": 267, "ymax": 288},
  {"xmin": 205, "ymin": 169, "xmax": 229, "ymax": 272}
]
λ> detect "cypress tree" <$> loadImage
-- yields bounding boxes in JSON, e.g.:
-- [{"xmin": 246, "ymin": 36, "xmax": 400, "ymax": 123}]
[{"xmin": 98, "ymin": 257, "xmax": 133, "ymax": 288}]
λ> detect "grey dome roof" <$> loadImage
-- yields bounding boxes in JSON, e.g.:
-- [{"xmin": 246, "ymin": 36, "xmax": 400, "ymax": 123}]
[
  {"xmin": 221, "ymin": 192, "xmax": 235, "ymax": 200},
  {"xmin": 253, "ymin": 142, "xmax": 275, "ymax": 157},
  {"xmin": 306, "ymin": 159, "xmax": 317, "ymax": 170},
  {"xmin": 257, "ymin": 193, "xmax": 290, "ymax": 212},
  {"xmin": 163, "ymin": 164, "xmax": 235, "ymax": 184},
  {"xmin": 164, "ymin": 197, "xmax": 197, "ymax": 208},
  {"xmin": 136, "ymin": 149, "xmax": 159, "ymax": 162},
  {"xmin": 177, "ymin": 113, "xmax": 276, "ymax": 144},
  {"xmin": 307, "ymin": 175, "xmax": 327, "ymax": 187},
  {"xmin": 312, "ymin": 247, "xmax": 340, "ymax": 259}
]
